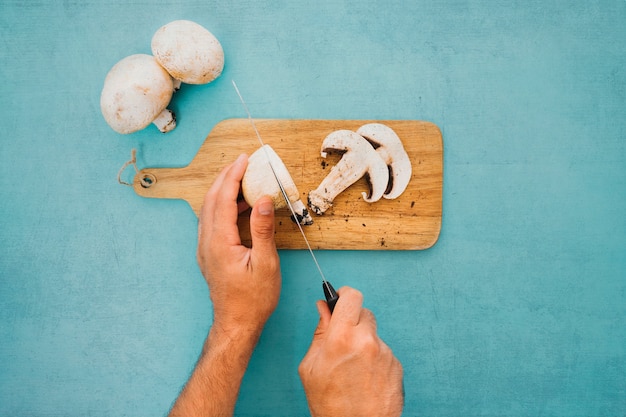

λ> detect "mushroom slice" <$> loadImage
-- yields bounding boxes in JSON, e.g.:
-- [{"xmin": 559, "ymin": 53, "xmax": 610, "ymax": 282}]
[
  {"xmin": 242, "ymin": 145, "xmax": 313, "ymax": 226},
  {"xmin": 151, "ymin": 20, "xmax": 224, "ymax": 85},
  {"xmin": 308, "ymin": 130, "xmax": 389, "ymax": 215},
  {"xmin": 100, "ymin": 54, "xmax": 176, "ymax": 134},
  {"xmin": 356, "ymin": 123, "xmax": 412, "ymax": 199}
]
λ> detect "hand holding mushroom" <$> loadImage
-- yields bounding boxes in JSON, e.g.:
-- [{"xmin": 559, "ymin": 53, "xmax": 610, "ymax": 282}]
[
  {"xmin": 243, "ymin": 145, "xmax": 313, "ymax": 225},
  {"xmin": 100, "ymin": 20, "xmax": 224, "ymax": 134}
]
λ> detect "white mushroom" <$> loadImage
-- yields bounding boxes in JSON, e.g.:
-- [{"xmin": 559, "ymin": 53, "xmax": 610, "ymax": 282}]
[
  {"xmin": 308, "ymin": 130, "xmax": 389, "ymax": 215},
  {"xmin": 356, "ymin": 123, "xmax": 412, "ymax": 199},
  {"xmin": 242, "ymin": 145, "xmax": 313, "ymax": 225},
  {"xmin": 151, "ymin": 20, "xmax": 224, "ymax": 88},
  {"xmin": 100, "ymin": 54, "xmax": 176, "ymax": 134}
]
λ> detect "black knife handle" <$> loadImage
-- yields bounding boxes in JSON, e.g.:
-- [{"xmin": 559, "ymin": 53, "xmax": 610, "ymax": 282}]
[{"xmin": 323, "ymin": 281, "xmax": 339, "ymax": 314}]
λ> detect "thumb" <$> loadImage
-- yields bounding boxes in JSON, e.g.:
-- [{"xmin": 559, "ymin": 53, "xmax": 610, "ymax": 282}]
[
  {"xmin": 310, "ymin": 300, "xmax": 332, "ymax": 343},
  {"xmin": 300, "ymin": 300, "xmax": 331, "ymax": 370},
  {"xmin": 250, "ymin": 196, "xmax": 276, "ymax": 251}
]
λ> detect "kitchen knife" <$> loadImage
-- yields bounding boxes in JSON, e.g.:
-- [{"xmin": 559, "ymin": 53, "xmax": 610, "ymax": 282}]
[{"xmin": 232, "ymin": 80, "xmax": 339, "ymax": 313}]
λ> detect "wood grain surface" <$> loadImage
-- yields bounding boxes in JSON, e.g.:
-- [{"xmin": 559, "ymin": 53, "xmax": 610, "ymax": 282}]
[{"xmin": 133, "ymin": 119, "xmax": 443, "ymax": 250}]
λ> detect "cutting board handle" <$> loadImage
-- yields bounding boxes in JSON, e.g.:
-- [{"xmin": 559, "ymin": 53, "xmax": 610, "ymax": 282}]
[{"xmin": 133, "ymin": 165, "xmax": 214, "ymax": 215}]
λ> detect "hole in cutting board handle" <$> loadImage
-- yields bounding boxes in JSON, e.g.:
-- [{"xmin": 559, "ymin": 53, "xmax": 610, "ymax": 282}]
[{"xmin": 140, "ymin": 173, "xmax": 156, "ymax": 188}]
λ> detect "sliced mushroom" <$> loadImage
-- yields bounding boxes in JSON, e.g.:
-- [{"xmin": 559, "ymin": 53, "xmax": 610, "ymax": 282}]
[
  {"xmin": 242, "ymin": 145, "xmax": 313, "ymax": 225},
  {"xmin": 151, "ymin": 20, "xmax": 224, "ymax": 86},
  {"xmin": 356, "ymin": 123, "xmax": 412, "ymax": 199},
  {"xmin": 100, "ymin": 54, "xmax": 176, "ymax": 134},
  {"xmin": 308, "ymin": 130, "xmax": 389, "ymax": 215}
]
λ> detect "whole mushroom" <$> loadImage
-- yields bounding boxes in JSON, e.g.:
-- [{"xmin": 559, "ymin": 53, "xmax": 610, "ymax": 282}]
[
  {"xmin": 100, "ymin": 54, "xmax": 176, "ymax": 134},
  {"xmin": 151, "ymin": 20, "xmax": 224, "ymax": 89},
  {"xmin": 308, "ymin": 130, "xmax": 389, "ymax": 215}
]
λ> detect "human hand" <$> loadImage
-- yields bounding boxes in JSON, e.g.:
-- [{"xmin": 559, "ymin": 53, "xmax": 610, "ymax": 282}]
[
  {"xmin": 298, "ymin": 287, "xmax": 404, "ymax": 417},
  {"xmin": 197, "ymin": 154, "xmax": 281, "ymax": 332}
]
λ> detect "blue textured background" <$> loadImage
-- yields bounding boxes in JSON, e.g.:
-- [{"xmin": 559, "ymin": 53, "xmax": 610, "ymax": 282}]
[{"xmin": 1, "ymin": 1, "xmax": 625, "ymax": 416}]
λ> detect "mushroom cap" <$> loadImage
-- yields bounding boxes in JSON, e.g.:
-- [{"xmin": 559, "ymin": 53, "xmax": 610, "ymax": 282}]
[
  {"xmin": 100, "ymin": 54, "xmax": 174, "ymax": 134},
  {"xmin": 151, "ymin": 20, "xmax": 224, "ymax": 85},
  {"xmin": 356, "ymin": 123, "xmax": 412, "ymax": 199},
  {"xmin": 242, "ymin": 145, "xmax": 300, "ymax": 209}
]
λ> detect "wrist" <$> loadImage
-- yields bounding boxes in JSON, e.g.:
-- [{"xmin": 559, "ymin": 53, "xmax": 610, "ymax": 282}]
[
  {"xmin": 210, "ymin": 316, "xmax": 264, "ymax": 346},
  {"xmin": 212, "ymin": 305, "xmax": 270, "ymax": 335}
]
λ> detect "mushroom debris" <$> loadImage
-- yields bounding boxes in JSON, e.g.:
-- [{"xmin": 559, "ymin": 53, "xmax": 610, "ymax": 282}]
[
  {"xmin": 242, "ymin": 145, "xmax": 314, "ymax": 226},
  {"xmin": 100, "ymin": 54, "xmax": 176, "ymax": 134},
  {"xmin": 151, "ymin": 20, "xmax": 224, "ymax": 91},
  {"xmin": 307, "ymin": 124, "xmax": 412, "ymax": 215}
]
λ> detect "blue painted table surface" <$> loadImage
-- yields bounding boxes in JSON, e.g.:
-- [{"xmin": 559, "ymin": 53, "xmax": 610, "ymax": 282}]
[{"xmin": 1, "ymin": 1, "xmax": 624, "ymax": 416}]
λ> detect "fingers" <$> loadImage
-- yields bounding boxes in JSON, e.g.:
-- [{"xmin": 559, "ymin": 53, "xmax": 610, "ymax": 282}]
[
  {"xmin": 307, "ymin": 300, "xmax": 332, "ymax": 344},
  {"xmin": 298, "ymin": 299, "xmax": 332, "ymax": 377},
  {"xmin": 199, "ymin": 154, "xmax": 248, "ymax": 248},
  {"xmin": 327, "ymin": 287, "xmax": 378, "ymax": 344},
  {"xmin": 249, "ymin": 196, "xmax": 276, "ymax": 254},
  {"xmin": 212, "ymin": 154, "xmax": 248, "ymax": 233},
  {"xmin": 315, "ymin": 286, "xmax": 377, "ymax": 333},
  {"xmin": 199, "ymin": 161, "xmax": 231, "ymax": 236},
  {"xmin": 237, "ymin": 198, "xmax": 250, "ymax": 214},
  {"xmin": 315, "ymin": 299, "xmax": 332, "ymax": 330},
  {"xmin": 332, "ymin": 286, "xmax": 364, "ymax": 327},
  {"xmin": 359, "ymin": 307, "xmax": 377, "ymax": 333}
]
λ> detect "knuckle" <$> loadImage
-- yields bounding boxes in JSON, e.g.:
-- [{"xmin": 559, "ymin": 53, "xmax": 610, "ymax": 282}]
[
  {"xmin": 297, "ymin": 360, "xmax": 307, "ymax": 377},
  {"xmin": 339, "ymin": 286, "xmax": 363, "ymax": 304},
  {"xmin": 253, "ymin": 224, "xmax": 275, "ymax": 241},
  {"xmin": 325, "ymin": 331, "xmax": 352, "ymax": 355},
  {"xmin": 394, "ymin": 357, "xmax": 404, "ymax": 375},
  {"xmin": 362, "ymin": 308, "xmax": 377, "ymax": 327},
  {"xmin": 355, "ymin": 331, "xmax": 381, "ymax": 358},
  {"xmin": 298, "ymin": 357, "xmax": 315, "ymax": 380}
]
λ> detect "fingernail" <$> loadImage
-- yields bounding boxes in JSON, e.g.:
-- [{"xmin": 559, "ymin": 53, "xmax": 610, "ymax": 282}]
[
  {"xmin": 258, "ymin": 200, "xmax": 274, "ymax": 216},
  {"xmin": 316, "ymin": 300, "xmax": 325, "ymax": 317}
]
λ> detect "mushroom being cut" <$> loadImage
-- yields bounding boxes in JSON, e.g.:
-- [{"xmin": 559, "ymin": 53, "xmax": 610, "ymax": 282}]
[
  {"xmin": 151, "ymin": 20, "xmax": 224, "ymax": 90},
  {"xmin": 356, "ymin": 123, "xmax": 412, "ymax": 199},
  {"xmin": 308, "ymin": 130, "xmax": 389, "ymax": 215},
  {"xmin": 242, "ymin": 145, "xmax": 313, "ymax": 225},
  {"xmin": 100, "ymin": 54, "xmax": 176, "ymax": 134}
]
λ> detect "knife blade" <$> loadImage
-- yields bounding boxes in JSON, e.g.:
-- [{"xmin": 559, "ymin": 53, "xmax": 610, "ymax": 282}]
[{"xmin": 232, "ymin": 80, "xmax": 339, "ymax": 313}]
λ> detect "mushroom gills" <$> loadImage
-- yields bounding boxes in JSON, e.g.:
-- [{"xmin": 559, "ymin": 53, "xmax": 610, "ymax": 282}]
[
  {"xmin": 356, "ymin": 123, "xmax": 412, "ymax": 199},
  {"xmin": 242, "ymin": 145, "xmax": 313, "ymax": 226},
  {"xmin": 308, "ymin": 130, "xmax": 389, "ymax": 215}
]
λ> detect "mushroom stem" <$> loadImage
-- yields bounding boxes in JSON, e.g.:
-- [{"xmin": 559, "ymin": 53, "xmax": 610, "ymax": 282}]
[
  {"xmin": 308, "ymin": 130, "xmax": 389, "ymax": 215},
  {"xmin": 290, "ymin": 199, "xmax": 314, "ymax": 226},
  {"xmin": 151, "ymin": 108, "xmax": 176, "ymax": 133},
  {"xmin": 308, "ymin": 152, "xmax": 368, "ymax": 215}
]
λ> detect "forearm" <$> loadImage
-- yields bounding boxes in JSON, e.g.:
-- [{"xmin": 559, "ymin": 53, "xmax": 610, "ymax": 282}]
[{"xmin": 169, "ymin": 322, "xmax": 262, "ymax": 417}]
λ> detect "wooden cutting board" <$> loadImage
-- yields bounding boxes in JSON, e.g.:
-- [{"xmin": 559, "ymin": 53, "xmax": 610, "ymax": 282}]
[{"xmin": 132, "ymin": 119, "xmax": 443, "ymax": 250}]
